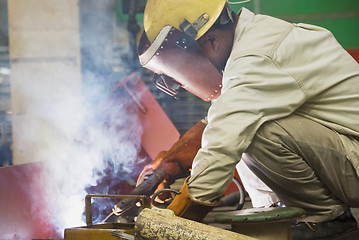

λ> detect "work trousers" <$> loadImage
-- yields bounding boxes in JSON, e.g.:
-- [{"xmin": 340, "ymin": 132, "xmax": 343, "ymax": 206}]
[{"xmin": 244, "ymin": 114, "xmax": 359, "ymax": 223}]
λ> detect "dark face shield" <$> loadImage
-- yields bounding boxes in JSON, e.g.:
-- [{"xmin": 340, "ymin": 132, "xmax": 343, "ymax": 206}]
[{"xmin": 138, "ymin": 26, "xmax": 222, "ymax": 101}]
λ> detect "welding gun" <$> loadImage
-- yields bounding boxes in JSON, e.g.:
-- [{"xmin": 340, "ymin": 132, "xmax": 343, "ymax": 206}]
[
  {"xmin": 111, "ymin": 119, "xmax": 206, "ymax": 216},
  {"xmin": 112, "ymin": 169, "xmax": 166, "ymax": 216}
]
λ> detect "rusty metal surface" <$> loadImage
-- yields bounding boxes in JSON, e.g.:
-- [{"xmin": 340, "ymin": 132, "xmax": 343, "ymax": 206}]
[{"xmin": 64, "ymin": 223, "xmax": 134, "ymax": 240}]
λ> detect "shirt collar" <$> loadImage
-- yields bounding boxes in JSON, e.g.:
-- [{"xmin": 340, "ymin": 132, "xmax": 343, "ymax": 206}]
[{"xmin": 233, "ymin": 7, "xmax": 255, "ymax": 44}]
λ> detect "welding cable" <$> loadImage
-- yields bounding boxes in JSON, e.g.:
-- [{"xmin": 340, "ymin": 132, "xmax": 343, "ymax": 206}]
[
  {"xmin": 151, "ymin": 188, "xmax": 180, "ymax": 207},
  {"xmin": 210, "ymin": 176, "xmax": 245, "ymax": 211},
  {"xmin": 101, "ymin": 212, "xmax": 115, "ymax": 223}
]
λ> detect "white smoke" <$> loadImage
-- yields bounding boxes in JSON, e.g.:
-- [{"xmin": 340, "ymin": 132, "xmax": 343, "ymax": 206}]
[{"xmin": 35, "ymin": 83, "xmax": 144, "ymax": 234}]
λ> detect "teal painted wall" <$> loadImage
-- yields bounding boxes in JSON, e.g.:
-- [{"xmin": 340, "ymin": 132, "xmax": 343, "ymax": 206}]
[
  {"xmin": 115, "ymin": 0, "xmax": 144, "ymax": 28},
  {"xmin": 116, "ymin": 0, "xmax": 359, "ymax": 49},
  {"xmin": 230, "ymin": 0, "xmax": 359, "ymax": 49}
]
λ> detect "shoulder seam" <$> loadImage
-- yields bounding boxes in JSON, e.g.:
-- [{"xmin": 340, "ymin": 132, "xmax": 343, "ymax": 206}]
[{"xmin": 268, "ymin": 24, "xmax": 295, "ymax": 57}]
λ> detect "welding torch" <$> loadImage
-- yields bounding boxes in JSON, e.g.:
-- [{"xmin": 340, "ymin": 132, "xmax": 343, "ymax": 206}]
[
  {"xmin": 103, "ymin": 120, "xmax": 206, "ymax": 222},
  {"xmin": 113, "ymin": 169, "xmax": 166, "ymax": 215},
  {"xmin": 101, "ymin": 169, "xmax": 166, "ymax": 222}
]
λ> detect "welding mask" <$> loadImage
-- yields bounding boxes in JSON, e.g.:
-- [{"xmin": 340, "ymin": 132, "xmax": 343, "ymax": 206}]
[
  {"xmin": 138, "ymin": 27, "xmax": 223, "ymax": 101},
  {"xmin": 137, "ymin": 0, "xmax": 231, "ymax": 101}
]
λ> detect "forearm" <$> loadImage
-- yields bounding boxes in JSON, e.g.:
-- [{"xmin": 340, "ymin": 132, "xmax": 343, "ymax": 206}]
[{"xmin": 188, "ymin": 149, "xmax": 238, "ymax": 202}]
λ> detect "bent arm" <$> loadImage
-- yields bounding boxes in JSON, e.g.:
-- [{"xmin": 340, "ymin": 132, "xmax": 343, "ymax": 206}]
[{"xmin": 188, "ymin": 55, "xmax": 306, "ymax": 202}]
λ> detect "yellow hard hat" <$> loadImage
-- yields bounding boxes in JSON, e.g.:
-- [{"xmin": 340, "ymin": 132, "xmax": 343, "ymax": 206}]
[{"xmin": 144, "ymin": 0, "xmax": 227, "ymax": 43}]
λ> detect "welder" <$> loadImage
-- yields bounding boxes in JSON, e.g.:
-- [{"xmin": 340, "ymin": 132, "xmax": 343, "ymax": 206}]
[{"xmin": 137, "ymin": 0, "xmax": 359, "ymax": 239}]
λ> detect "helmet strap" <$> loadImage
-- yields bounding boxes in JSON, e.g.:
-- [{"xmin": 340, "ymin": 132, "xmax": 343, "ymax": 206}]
[
  {"xmin": 218, "ymin": 4, "xmax": 235, "ymax": 25},
  {"xmin": 179, "ymin": 13, "xmax": 210, "ymax": 38}
]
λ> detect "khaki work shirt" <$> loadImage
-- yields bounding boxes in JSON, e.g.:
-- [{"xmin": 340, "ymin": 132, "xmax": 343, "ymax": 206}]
[{"xmin": 188, "ymin": 8, "xmax": 359, "ymax": 202}]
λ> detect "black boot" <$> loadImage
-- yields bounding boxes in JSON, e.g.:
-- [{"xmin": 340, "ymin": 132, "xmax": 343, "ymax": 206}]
[{"xmin": 291, "ymin": 209, "xmax": 358, "ymax": 240}]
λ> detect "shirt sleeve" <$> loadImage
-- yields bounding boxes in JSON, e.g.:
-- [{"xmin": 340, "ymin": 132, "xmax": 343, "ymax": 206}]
[{"xmin": 187, "ymin": 54, "xmax": 307, "ymax": 202}]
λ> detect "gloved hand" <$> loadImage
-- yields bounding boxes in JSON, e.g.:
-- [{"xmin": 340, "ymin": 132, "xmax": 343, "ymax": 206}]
[
  {"xmin": 136, "ymin": 150, "xmax": 182, "ymax": 203},
  {"xmin": 136, "ymin": 120, "xmax": 206, "ymax": 188},
  {"xmin": 167, "ymin": 176, "xmax": 219, "ymax": 222},
  {"xmin": 136, "ymin": 151, "xmax": 168, "ymax": 187}
]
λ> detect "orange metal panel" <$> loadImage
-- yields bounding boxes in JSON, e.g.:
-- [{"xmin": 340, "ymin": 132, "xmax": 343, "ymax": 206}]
[
  {"xmin": 112, "ymin": 72, "xmax": 180, "ymax": 160},
  {"xmin": 347, "ymin": 49, "xmax": 359, "ymax": 63}
]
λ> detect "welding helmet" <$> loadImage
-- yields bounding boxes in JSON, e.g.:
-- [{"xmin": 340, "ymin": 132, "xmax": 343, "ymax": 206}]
[{"xmin": 137, "ymin": 0, "xmax": 230, "ymax": 101}]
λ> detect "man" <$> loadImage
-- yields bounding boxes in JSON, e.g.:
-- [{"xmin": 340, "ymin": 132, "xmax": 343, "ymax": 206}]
[{"xmin": 137, "ymin": 0, "xmax": 359, "ymax": 239}]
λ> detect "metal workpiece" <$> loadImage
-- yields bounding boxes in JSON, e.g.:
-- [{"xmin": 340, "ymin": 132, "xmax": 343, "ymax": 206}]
[
  {"xmin": 64, "ymin": 222, "xmax": 135, "ymax": 240},
  {"xmin": 85, "ymin": 194, "xmax": 150, "ymax": 225},
  {"xmin": 214, "ymin": 207, "xmax": 306, "ymax": 240},
  {"xmin": 134, "ymin": 208, "xmax": 257, "ymax": 240},
  {"xmin": 111, "ymin": 169, "xmax": 165, "ymax": 218}
]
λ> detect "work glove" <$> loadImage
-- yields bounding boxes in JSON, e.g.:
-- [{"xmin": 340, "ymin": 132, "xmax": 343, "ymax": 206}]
[
  {"xmin": 136, "ymin": 151, "xmax": 167, "ymax": 187},
  {"xmin": 167, "ymin": 176, "xmax": 219, "ymax": 222},
  {"xmin": 136, "ymin": 120, "xmax": 206, "ymax": 186}
]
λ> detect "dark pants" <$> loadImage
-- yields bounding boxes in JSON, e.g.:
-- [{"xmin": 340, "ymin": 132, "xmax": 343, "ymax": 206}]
[{"xmin": 244, "ymin": 114, "xmax": 359, "ymax": 222}]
